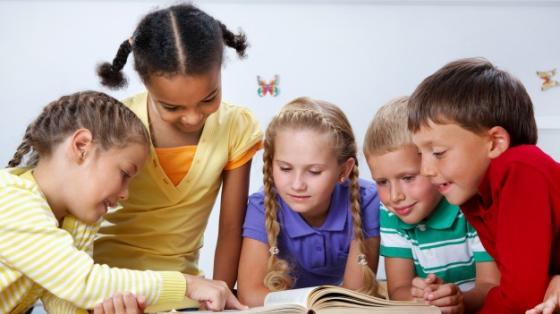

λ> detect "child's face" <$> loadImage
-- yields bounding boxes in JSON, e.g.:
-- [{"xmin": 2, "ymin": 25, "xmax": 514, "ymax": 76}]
[
  {"xmin": 272, "ymin": 128, "xmax": 350, "ymax": 227},
  {"xmin": 367, "ymin": 145, "xmax": 441, "ymax": 224},
  {"xmin": 147, "ymin": 67, "xmax": 222, "ymax": 137},
  {"xmin": 70, "ymin": 143, "xmax": 148, "ymax": 224},
  {"xmin": 412, "ymin": 120, "xmax": 492, "ymax": 206}
]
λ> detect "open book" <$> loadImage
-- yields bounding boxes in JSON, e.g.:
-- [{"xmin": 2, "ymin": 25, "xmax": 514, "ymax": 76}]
[{"xmin": 164, "ymin": 285, "xmax": 440, "ymax": 313}]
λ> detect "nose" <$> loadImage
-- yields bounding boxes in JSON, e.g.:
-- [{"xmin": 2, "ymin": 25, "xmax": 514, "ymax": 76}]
[
  {"xmin": 181, "ymin": 110, "xmax": 203, "ymax": 126},
  {"xmin": 291, "ymin": 172, "xmax": 306, "ymax": 191},
  {"xmin": 118, "ymin": 187, "xmax": 129, "ymax": 201},
  {"xmin": 390, "ymin": 184, "xmax": 405, "ymax": 203},
  {"xmin": 420, "ymin": 156, "xmax": 437, "ymax": 177}
]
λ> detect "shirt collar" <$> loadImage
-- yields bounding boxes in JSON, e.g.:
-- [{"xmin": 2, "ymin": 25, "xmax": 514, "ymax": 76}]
[
  {"xmin": 397, "ymin": 198, "xmax": 459, "ymax": 230},
  {"xmin": 280, "ymin": 182, "xmax": 348, "ymax": 238}
]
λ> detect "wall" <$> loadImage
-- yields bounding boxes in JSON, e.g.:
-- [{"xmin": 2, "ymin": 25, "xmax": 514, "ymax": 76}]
[{"xmin": 1, "ymin": 0, "xmax": 559, "ymax": 280}]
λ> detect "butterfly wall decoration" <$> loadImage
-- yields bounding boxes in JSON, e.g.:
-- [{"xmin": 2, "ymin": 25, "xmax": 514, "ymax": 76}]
[
  {"xmin": 257, "ymin": 75, "xmax": 280, "ymax": 97},
  {"xmin": 536, "ymin": 68, "xmax": 560, "ymax": 91}
]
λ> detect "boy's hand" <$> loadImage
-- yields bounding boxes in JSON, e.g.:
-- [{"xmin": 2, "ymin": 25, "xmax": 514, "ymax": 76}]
[
  {"xmin": 93, "ymin": 293, "xmax": 146, "ymax": 314},
  {"xmin": 184, "ymin": 274, "xmax": 248, "ymax": 311},
  {"xmin": 424, "ymin": 283, "xmax": 464, "ymax": 314},
  {"xmin": 526, "ymin": 275, "xmax": 560, "ymax": 314},
  {"xmin": 411, "ymin": 274, "xmax": 444, "ymax": 302}
]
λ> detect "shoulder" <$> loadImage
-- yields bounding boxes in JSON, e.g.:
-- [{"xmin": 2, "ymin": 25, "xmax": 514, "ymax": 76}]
[
  {"xmin": 246, "ymin": 189, "xmax": 266, "ymax": 216},
  {"xmin": 215, "ymin": 101, "xmax": 260, "ymax": 126},
  {"xmin": 357, "ymin": 178, "xmax": 378, "ymax": 203},
  {"xmin": 490, "ymin": 145, "xmax": 559, "ymax": 187},
  {"xmin": 121, "ymin": 92, "xmax": 147, "ymax": 111},
  {"xmin": 0, "ymin": 168, "xmax": 40, "ymax": 195}
]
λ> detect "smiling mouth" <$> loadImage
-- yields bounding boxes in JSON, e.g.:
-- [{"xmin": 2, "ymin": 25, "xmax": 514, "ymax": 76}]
[
  {"xmin": 393, "ymin": 203, "xmax": 415, "ymax": 215},
  {"xmin": 437, "ymin": 182, "xmax": 452, "ymax": 194},
  {"xmin": 288, "ymin": 194, "xmax": 310, "ymax": 201}
]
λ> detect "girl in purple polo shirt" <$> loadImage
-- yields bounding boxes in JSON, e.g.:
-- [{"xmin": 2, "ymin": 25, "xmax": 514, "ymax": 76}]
[{"xmin": 237, "ymin": 97, "xmax": 381, "ymax": 307}]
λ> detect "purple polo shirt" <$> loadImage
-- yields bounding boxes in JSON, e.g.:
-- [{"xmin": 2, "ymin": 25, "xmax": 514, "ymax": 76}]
[{"xmin": 242, "ymin": 179, "xmax": 380, "ymax": 288}]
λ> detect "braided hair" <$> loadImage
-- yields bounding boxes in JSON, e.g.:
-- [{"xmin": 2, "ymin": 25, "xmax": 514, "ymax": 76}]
[{"xmin": 97, "ymin": 3, "xmax": 248, "ymax": 88}]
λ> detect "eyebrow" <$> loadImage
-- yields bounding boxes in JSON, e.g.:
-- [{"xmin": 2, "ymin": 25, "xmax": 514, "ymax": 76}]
[
  {"xmin": 158, "ymin": 88, "xmax": 219, "ymax": 107},
  {"xmin": 275, "ymin": 159, "xmax": 327, "ymax": 168}
]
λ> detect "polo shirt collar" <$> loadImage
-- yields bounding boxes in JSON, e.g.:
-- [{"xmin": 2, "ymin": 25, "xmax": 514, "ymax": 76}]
[
  {"xmin": 279, "ymin": 182, "xmax": 348, "ymax": 238},
  {"xmin": 397, "ymin": 198, "xmax": 459, "ymax": 230}
]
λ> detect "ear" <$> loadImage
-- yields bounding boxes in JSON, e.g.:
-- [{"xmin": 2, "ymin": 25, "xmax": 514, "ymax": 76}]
[
  {"xmin": 487, "ymin": 126, "xmax": 510, "ymax": 159},
  {"xmin": 339, "ymin": 157, "xmax": 356, "ymax": 182},
  {"xmin": 69, "ymin": 128, "xmax": 93, "ymax": 163}
]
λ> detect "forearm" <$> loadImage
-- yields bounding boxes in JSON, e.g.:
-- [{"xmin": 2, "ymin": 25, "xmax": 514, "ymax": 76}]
[
  {"xmin": 388, "ymin": 284, "xmax": 414, "ymax": 301},
  {"xmin": 213, "ymin": 234, "xmax": 242, "ymax": 289},
  {"xmin": 238, "ymin": 285, "xmax": 270, "ymax": 307},
  {"xmin": 462, "ymin": 282, "xmax": 495, "ymax": 313}
]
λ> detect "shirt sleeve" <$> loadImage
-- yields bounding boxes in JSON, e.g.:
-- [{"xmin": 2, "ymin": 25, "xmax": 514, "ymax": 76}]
[
  {"xmin": 224, "ymin": 141, "xmax": 262, "ymax": 170},
  {"xmin": 359, "ymin": 180, "xmax": 381, "ymax": 238},
  {"xmin": 242, "ymin": 191, "xmax": 269, "ymax": 244},
  {"xmin": 379, "ymin": 204, "xmax": 413, "ymax": 259},
  {"xmin": 479, "ymin": 165, "xmax": 553, "ymax": 313},
  {"xmin": 42, "ymin": 292, "xmax": 88, "ymax": 314},
  {"xmin": 227, "ymin": 106, "xmax": 263, "ymax": 164},
  {"xmin": 0, "ymin": 186, "xmax": 186, "ymax": 309},
  {"xmin": 466, "ymin": 222, "xmax": 493, "ymax": 263}
]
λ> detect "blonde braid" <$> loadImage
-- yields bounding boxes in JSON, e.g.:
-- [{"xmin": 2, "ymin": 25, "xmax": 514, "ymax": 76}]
[
  {"xmin": 349, "ymin": 161, "xmax": 380, "ymax": 296},
  {"xmin": 263, "ymin": 135, "xmax": 293, "ymax": 291}
]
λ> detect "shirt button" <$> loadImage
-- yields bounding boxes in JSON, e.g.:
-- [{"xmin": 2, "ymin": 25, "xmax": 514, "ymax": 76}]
[{"xmin": 418, "ymin": 224, "xmax": 426, "ymax": 231}]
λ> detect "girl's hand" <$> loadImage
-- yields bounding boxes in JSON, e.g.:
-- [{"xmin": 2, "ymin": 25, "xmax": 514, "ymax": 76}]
[
  {"xmin": 526, "ymin": 275, "xmax": 560, "ymax": 314},
  {"xmin": 184, "ymin": 274, "xmax": 248, "ymax": 311},
  {"xmin": 93, "ymin": 293, "xmax": 146, "ymax": 314}
]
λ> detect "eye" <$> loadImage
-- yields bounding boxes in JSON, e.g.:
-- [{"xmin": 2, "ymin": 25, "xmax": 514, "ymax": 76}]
[
  {"xmin": 433, "ymin": 150, "xmax": 447, "ymax": 159},
  {"xmin": 162, "ymin": 104, "xmax": 180, "ymax": 112},
  {"xmin": 201, "ymin": 96, "xmax": 217, "ymax": 104},
  {"xmin": 402, "ymin": 175, "xmax": 416, "ymax": 182},
  {"xmin": 309, "ymin": 170, "xmax": 322, "ymax": 175},
  {"xmin": 375, "ymin": 179, "xmax": 387, "ymax": 186},
  {"xmin": 279, "ymin": 167, "xmax": 291, "ymax": 172},
  {"xmin": 121, "ymin": 170, "xmax": 131, "ymax": 179}
]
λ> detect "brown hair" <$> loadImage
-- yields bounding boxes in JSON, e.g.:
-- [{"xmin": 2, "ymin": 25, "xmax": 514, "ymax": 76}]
[
  {"xmin": 8, "ymin": 91, "xmax": 149, "ymax": 168},
  {"xmin": 363, "ymin": 96, "xmax": 411, "ymax": 156},
  {"xmin": 262, "ymin": 97, "xmax": 379, "ymax": 295},
  {"xmin": 408, "ymin": 57, "xmax": 537, "ymax": 146}
]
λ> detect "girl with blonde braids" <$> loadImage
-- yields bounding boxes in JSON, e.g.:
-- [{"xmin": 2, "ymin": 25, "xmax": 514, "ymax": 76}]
[{"xmin": 238, "ymin": 97, "xmax": 381, "ymax": 307}]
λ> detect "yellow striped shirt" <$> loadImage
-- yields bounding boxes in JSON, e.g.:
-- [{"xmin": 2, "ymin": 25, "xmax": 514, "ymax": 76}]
[{"xmin": 0, "ymin": 168, "xmax": 186, "ymax": 314}]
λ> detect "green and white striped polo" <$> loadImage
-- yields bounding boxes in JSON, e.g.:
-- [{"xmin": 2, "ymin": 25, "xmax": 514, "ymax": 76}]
[{"xmin": 380, "ymin": 198, "xmax": 493, "ymax": 291}]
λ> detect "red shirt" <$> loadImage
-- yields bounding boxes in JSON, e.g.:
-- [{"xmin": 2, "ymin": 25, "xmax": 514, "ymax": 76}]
[{"xmin": 461, "ymin": 145, "xmax": 560, "ymax": 314}]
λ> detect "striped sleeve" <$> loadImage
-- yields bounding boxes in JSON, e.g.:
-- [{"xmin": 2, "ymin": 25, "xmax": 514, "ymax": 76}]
[
  {"xmin": 466, "ymin": 222, "xmax": 494, "ymax": 262},
  {"xmin": 0, "ymin": 185, "xmax": 186, "ymax": 309},
  {"xmin": 379, "ymin": 204, "xmax": 413, "ymax": 259}
]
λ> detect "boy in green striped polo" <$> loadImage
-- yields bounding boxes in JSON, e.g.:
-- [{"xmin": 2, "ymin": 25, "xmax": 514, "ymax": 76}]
[{"xmin": 363, "ymin": 96, "xmax": 500, "ymax": 313}]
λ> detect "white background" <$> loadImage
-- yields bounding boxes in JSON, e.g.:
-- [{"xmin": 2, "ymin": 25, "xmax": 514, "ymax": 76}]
[{"xmin": 1, "ymin": 0, "xmax": 559, "ymax": 280}]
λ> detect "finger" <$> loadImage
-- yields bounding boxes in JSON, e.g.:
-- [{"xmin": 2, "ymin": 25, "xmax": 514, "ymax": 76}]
[
  {"xmin": 412, "ymin": 277, "xmax": 428, "ymax": 289},
  {"xmin": 428, "ymin": 294, "xmax": 460, "ymax": 307},
  {"xmin": 103, "ymin": 298, "xmax": 116, "ymax": 314},
  {"xmin": 438, "ymin": 305, "xmax": 463, "ymax": 314},
  {"xmin": 122, "ymin": 293, "xmax": 139, "ymax": 314},
  {"xmin": 426, "ymin": 284, "xmax": 458, "ymax": 301},
  {"xmin": 425, "ymin": 274, "xmax": 444, "ymax": 285},
  {"xmin": 411, "ymin": 286, "xmax": 426, "ymax": 298},
  {"xmin": 136, "ymin": 295, "xmax": 147, "ymax": 310},
  {"xmin": 526, "ymin": 302, "xmax": 546, "ymax": 314},
  {"xmin": 226, "ymin": 291, "xmax": 249, "ymax": 310},
  {"xmin": 112, "ymin": 294, "xmax": 126, "ymax": 314},
  {"xmin": 93, "ymin": 303, "xmax": 104, "ymax": 314}
]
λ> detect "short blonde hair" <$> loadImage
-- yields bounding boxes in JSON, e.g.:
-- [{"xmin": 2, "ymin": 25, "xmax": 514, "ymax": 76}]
[{"xmin": 363, "ymin": 96, "xmax": 412, "ymax": 156}]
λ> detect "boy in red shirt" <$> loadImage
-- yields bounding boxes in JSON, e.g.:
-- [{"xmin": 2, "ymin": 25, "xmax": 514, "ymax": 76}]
[{"xmin": 408, "ymin": 57, "xmax": 560, "ymax": 314}]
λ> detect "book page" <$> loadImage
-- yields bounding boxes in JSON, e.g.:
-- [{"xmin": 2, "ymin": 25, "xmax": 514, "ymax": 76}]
[{"xmin": 264, "ymin": 286, "xmax": 317, "ymax": 307}]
